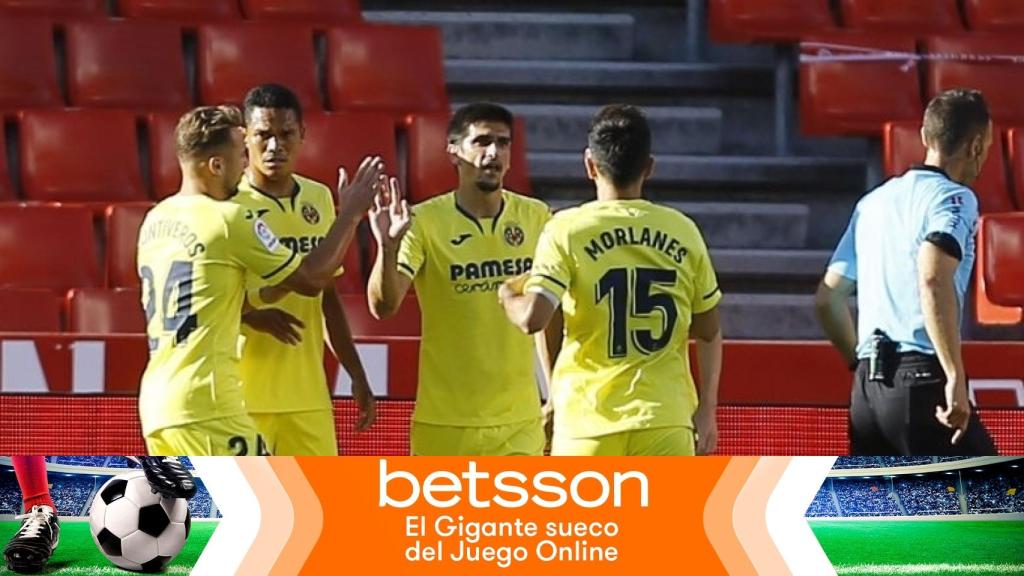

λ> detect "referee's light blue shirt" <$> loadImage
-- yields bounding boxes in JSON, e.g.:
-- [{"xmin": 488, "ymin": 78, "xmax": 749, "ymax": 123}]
[{"xmin": 827, "ymin": 166, "xmax": 979, "ymax": 358}]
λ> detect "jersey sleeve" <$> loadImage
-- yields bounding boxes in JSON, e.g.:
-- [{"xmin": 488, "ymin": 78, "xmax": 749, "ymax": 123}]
[
  {"xmin": 923, "ymin": 186, "xmax": 978, "ymax": 261},
  {"xmin": 319, "ymin": 185, "xmax": 346, "ymax": 278},
  {"xmin": 396, "ymin": 211, "xmax": 426, "ymax": 280},
  {"xmin": 827, "ymin": 206, "xmax": 859, "ymax": 281},
  {"xmin": 524, "ymin": 218, "xmax": 571, "ymax": 302},
  {"xmin": 691, "ymin": 230, "xmax": 721, "ymax": 315},
  {"xmin": 224, "ymin": 208, "xmax": 300, "ymax": 286}
]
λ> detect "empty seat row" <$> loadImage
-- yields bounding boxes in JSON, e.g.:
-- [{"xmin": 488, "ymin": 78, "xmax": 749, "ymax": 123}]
[
  {"xmin": 801, "ymin": 35, "xmax": 1024, "ymax": 137},
  {"xmin": 0, "ymin": 19, "xmax": 446, "ymax": 115},
  {"xmin": 0, "ymin": 288, "xmax": 420, "ymax": 337},
  {"xmin": 0, "ymin": 108, "xmax": 531, "ymax": 205},
  {"xmin": 975, "ymin": 213, "xmax": 1024, "ymax": 325},
  {"xmin": 883, "ymin": 121, "xmax": 1023, "ymax": 213},
  {"xmin": 0, "ymin": 204, "xmax": 363, "ymax": 293},
  {"xmin": 710, "ymin": 0, "xmax": 1024, "ymax": 42},
  {"xmin": 0, "ymin": 0, "xmax": 361, "ymax": 23}
]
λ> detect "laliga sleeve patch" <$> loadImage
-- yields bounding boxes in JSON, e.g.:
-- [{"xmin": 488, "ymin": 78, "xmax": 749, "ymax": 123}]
[{"xmin": 253, "ymin": 218, "xmax": 281, "ymax": 252}]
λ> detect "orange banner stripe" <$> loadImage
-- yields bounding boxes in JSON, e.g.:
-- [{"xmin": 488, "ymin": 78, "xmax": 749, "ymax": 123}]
[
  {"xmin": 704, "ymin": 456, "xmax": 760, "ymax": 576},
  {"xmin": 734, "ymin": 458, "xmax": 792, "ymax": 576},
  {"xmin": 236, "ymin": 458, "xmax": 294, "ymax": 576},
  {"xmin": 269, "ymin": 457, "xmax": 324, "ymax": 576}
]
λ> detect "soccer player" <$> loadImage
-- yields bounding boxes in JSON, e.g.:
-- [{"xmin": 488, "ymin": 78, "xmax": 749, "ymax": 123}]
[
  {"xmin": 499, "ymin": 105, "xmax": 723, "ymax": 456},
  {"xmin": 234, "ymin": 84, "xmax": 375, "ymax": 455},
  {"xmin": 136, "ymin": 105, "xmax": 384, "ymax": 456},
  {"xmin": 3, "ymin": 457, "xmax": 58, "ymax": 574},
  {"xmin": 367, "ymin": 103, "xmax": 554, "ymax": 456},
  {"xmin": 816, "ymin": 88, "xmax": 997, "ymax": 455}
]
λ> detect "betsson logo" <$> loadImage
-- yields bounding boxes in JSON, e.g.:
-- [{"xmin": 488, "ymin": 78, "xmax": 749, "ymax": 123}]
[{"xmin": 379, "ymin": 460, "xmax": 649, "ymax": 509}]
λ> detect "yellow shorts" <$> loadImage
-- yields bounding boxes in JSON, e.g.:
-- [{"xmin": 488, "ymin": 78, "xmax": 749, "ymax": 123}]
[
  {"xmin": 250, "ymin": 410, "xmax": 338, "ymax": 456},
  {"xmin": 145, "ymin": 415, "xmax": 271, "ymax": 456},
  {"xmin": 552, "ymin": 427, "xmax": 695, "ymax": 456},
  {"xmin": 411, "ymin": 418, "xmax": 544, "ymax": 456}
]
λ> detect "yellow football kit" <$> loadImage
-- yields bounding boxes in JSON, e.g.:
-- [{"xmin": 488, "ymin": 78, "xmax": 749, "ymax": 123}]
[
  {"xmin": 137, "ymin": 193, "xmax": 300, "ymax": 455},
  {"xmin": 524, "ymin": 199, "xmax": 721, "ymax": 456},
  {"xmin": 235, "ymin": 174, "xmax": 340, "ymax": 456},
  {"xmin": 397, "ymin": 190, "xmax": 550, "ymax": 455}
]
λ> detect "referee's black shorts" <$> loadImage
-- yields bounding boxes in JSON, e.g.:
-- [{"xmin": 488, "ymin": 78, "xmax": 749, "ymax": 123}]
[{"xmin": 849, "ymin": 352, "xmax": 997, "ymax": 456}]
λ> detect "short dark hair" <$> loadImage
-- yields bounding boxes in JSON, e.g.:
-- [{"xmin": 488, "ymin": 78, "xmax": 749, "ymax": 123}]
[
  {"xmin": 176, "ymin": 105, "xmax": 244, "ymax": 159},
  {"xmin": 243, "ymin": 83, "xmax": 304, "ymax": 125},
  {"xmin": 923, "ymin": 88, "xmax": 990, "ymax": 157},
  {"xmin": 447, "ymin": 102, "xmax": 514, "ymax": 143},
  {"xmin": 587, "ymin": 104, "xmax": 651, "ymax": 188}
]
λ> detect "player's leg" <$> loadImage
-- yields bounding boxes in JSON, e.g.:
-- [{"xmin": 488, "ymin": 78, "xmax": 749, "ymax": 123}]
[
  {"xmin": 253, "ymin": 411, "xmax": 338, "ymax": 456},
  {"xmin": 5, "ymin": 457, "xmax": 59, "ymax": 574},
  {"xmin": 146, "ymin": 415, "xmax": 272, "ymax": 457},
  {"xmin": 550, "ymin": 431, "xmax": 628, "ymax": 456},
  {"xmin": 625, "ymin": 427, "xmax": 695, "ymax": 456}
]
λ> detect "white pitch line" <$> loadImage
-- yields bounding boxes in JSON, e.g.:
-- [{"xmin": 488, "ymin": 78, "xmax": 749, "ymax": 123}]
[
  {"xmin": 836, "ymin": 564, "xmax": 1024, "ymax": 575},
  {"xmin": 43, "ymin": 566, "xmax": 191, "ymax": 575}
]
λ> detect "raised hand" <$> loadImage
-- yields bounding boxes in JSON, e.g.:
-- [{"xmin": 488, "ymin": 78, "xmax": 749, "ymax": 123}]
[
  {"xmin": 336, "ymin": 156, "xmax": 385, "ymax": 220},
  {"xmin": 369, "ymin": 176, "xmax": 412, "ymax": 249}
]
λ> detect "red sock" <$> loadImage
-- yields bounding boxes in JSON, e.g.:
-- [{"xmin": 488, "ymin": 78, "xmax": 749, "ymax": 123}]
[{"xmin": 11, "ymin": 456, "xmax": 57, "ymax": 515}]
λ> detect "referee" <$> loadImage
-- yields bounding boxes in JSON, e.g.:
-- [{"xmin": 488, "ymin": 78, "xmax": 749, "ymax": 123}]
[{"xmin": 815, "ymin": 88, "xmax": 997, "ymax": 456}]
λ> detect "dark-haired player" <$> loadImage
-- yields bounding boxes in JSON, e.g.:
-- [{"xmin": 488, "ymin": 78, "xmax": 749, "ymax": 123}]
[{"xmin": 500, "ymin": 105, "xmax": 723, "ymax": 456}]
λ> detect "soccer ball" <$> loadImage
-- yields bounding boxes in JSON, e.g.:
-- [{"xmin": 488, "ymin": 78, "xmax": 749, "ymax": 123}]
[{"xmin": 88, "ymin": 472, "xmax": 191, "ymax": 572}]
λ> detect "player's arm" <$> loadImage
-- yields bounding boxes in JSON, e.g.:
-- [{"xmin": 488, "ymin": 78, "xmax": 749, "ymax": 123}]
[
  {"xmin": 815, "ymin": 210, "xmax": 859, "ymax": 368},
  {"xmin": 691, "ymin": 306, "xmax": 722, "ymax": 455},
  {"xmin": 537, "ymin": 308, "xmax": 563, "ymax": 445},
  {"xmin": 322, "ymin": 285, "xmax": 376, "ymax": 432},
  {"xmin": 500, "ymin": 273, "xmax": 558, "ymax": 334},
  {"xmin": 368, "ymin": 178, "xmax": 414, "ymax": 319},
  {"xmin": 920, "ymin": 189, "xmax": 977, "ymax": 443},
  {"xmin": 261, "ymin": 158, "xmax": 386, "ymax": 302}
]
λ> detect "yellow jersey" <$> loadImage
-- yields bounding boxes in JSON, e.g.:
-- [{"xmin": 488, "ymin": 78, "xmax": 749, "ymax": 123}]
[
  {"xmin": 235, "ymin": 174, "xmax": 340, "ymax": 414},
  {"xmin": 397, "ymin": 190, "xmax": 551, "ymax": 426},
  {"xmin": 137, "ymin": 193, "xmax": 300, "ymax": 436},
  {"xmin": 524, "ymin": 199, "xmax": 722, "ymax": 439}
]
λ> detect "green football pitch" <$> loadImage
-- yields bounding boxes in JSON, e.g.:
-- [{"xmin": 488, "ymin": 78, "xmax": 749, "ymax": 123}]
[
  {"xmin": 0, "ymin": 520, "xmax": 216, "ymax": 575},
  {"xmin": 811, "ymin": 520, "xmax": 1024, "ymax": 575}
]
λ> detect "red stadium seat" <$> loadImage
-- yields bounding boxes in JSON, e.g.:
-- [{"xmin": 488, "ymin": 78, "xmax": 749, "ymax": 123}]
[
  {"xmin": 116, "ymin": 0, "xmax": 239, "ymax": 21},
  {"xmin": 65, "ymin": 19, "xmax": 189, "ymax": 110},
  {"xmin": 339, "ymin": 294, "xmax": 420, "ymax": 337},
  {"xmin": 0, "ymin": 289, "xmax": 61, "ymax": 332},
  {"xmin": 976, "ymin": 214, "xmax": 1024, "ymax": 324},
  {"xmin": 0, "ymin": 18, "xmax": 61, "ymax": 113},
  {"xmin": 800, "ymin": 35, "xmax": 922, "ymax": 136},
  {"xmin": 708, "ymin": 0, "xmax": 837, "ymax": 43},
  {"xmin": 105, "ymin": 202, "xmax": 153, "ymax": 288},
  {"xmin": 838, "ymin": 0, "xmax": 962, "ymax": 34},
  {"xmin": 146, "ymin": 110, "xmax": 184, "ymax": 198},
  {"xmin": 0, "ymin": 205, "xmax": 101, "ymax": 291},
  {"xmin": 325, "ymin": 25, "xmax": 447, "ymax": 115},
  {"xmin": 66, "ymin": 288, "xmax": 145, "ymax": 333},
  {"xmin": 18, "ymin": 109, "xmax": 146, "ymax": 203},
  {"xmin": 0, "ymin": 133, "xmax": 12, "ymax": 201},
  {"xmin": 1002, "ymin": 127, "xmax": 1024, "ymax": 209},
  {"xmin": 297, "ymin": 112, "xmax": 398, "ymax": 193},
  {"xmin": 964, "ymin": 0, "xmax": 1024, "ymax": 33},
  {"xmin": 0, "ymin": 0, "xmax": 104, "ymax": 18},
  {"xmin": 240, "ymin": 0, "xmax": 361, "ymax": 23},
  {"xmin": 923, "ymin": 36, "xmax": 1024, "ymax": 125},
  {"xmin": 335, "ymin": 245, "xmax": 365, "ymax": 294},
  {"xmin": 406, "ymin": 112, "xmax": 532, "ymax": 203},
  {"xmin": 883, "ymin": 121, "xmax": 1014, "ymax": 214},
  {"xmin": 981, "ymin": 214, "xmax": 1024, "ymax": 307},
  {"xmin": 196, "ymin": 22, "xmax": 320, "ymax": 110}
]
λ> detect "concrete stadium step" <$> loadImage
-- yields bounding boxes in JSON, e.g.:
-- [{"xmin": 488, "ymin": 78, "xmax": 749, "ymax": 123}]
[
  {"xmin": 718, "ymin": 293, "xmax": 840, "ymax": 340},
  {"xmin": 710, "ymin": 249, "xmax": 830, "ymax": 279},
  {"xmin": 445, "ymin": 60, "xmax": 773, "ymax": 97},
  {"xmin": 545, "ymin": 200, "xmax": 810, "ymax": 249},
  {"xmin": 363, "ymin": 11, "xmax": 635, "ymax": 61},
  {"xmin": 529, "ymin": 152, "xmax": 865, "ymax": 189},
  {"xmin": 493, "ymin": 103, "xmax": 722, "ymax": 155}
]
